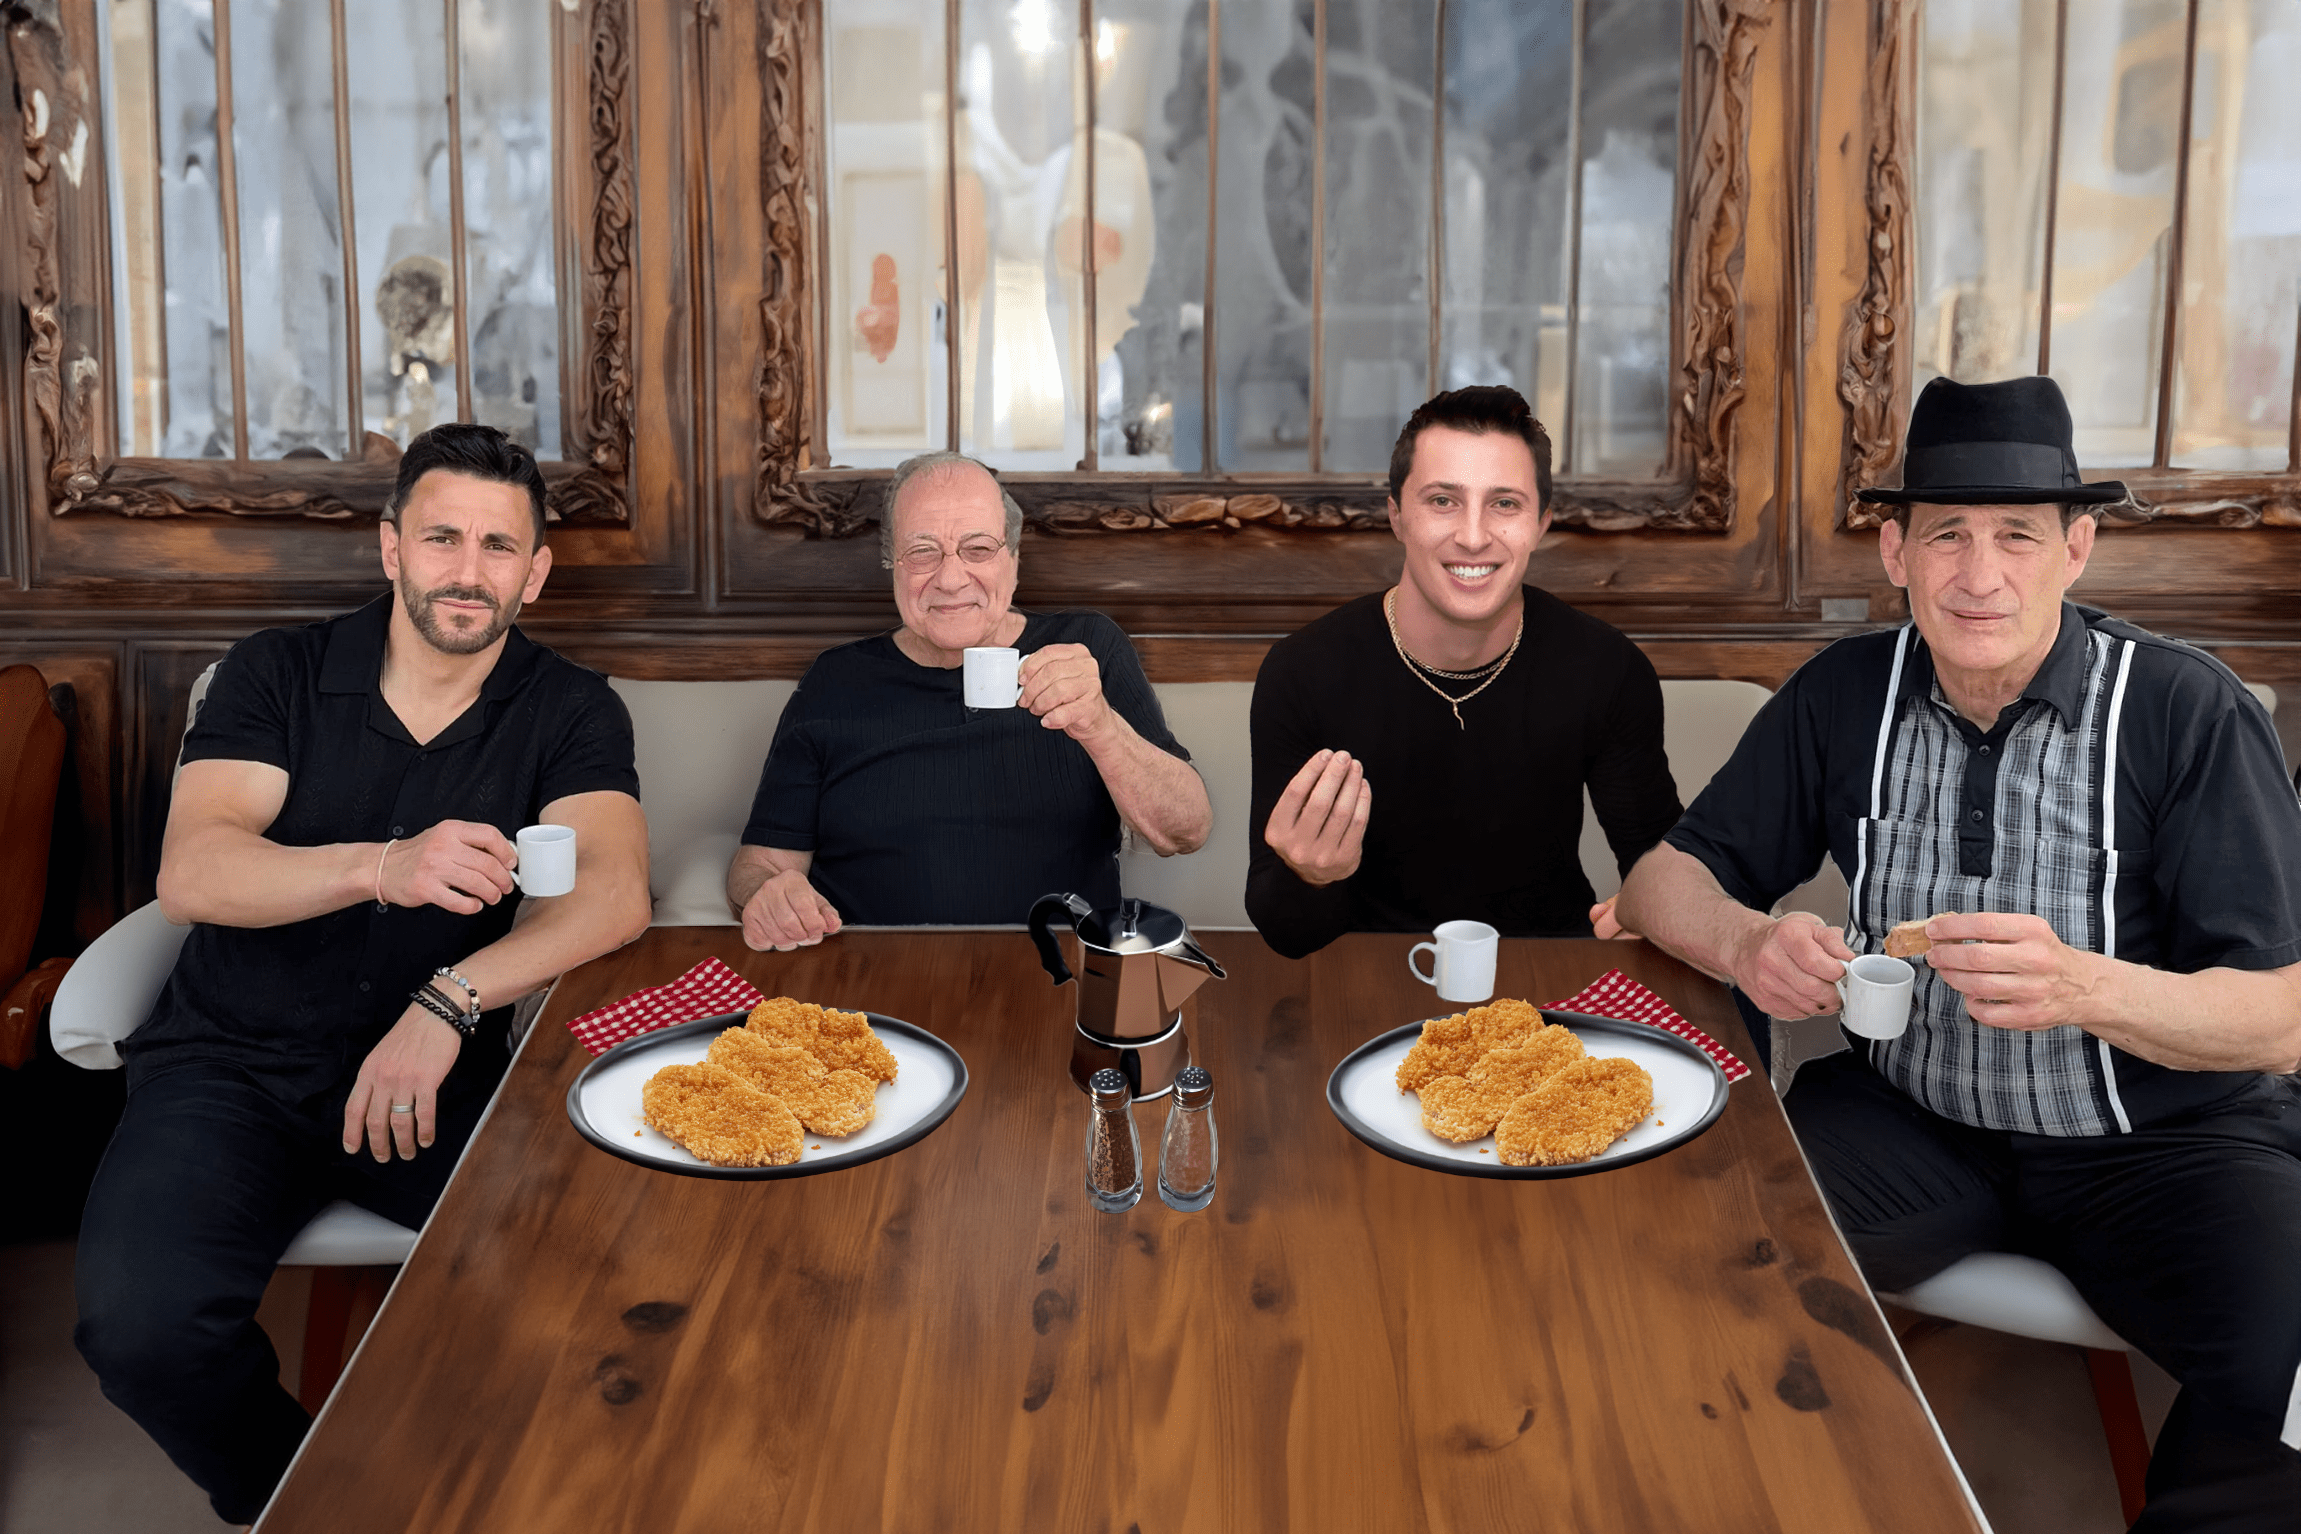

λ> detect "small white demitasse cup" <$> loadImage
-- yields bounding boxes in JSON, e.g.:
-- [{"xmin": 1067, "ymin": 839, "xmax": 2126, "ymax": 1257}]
[
  {"xmin": 1836, "ymin": 952, "xmax": 1915, "ymax": 1039},
  {"xmin": 515, "ymin": 823, "xmax": 577, "ymax": 898},
  {"xmin": 1408, "ymin": 920, "xmax": 1500, "ymax": 1005},
  {"xmin": 962, "ymin": 646, "xmax": 1022, "ymax": 709}
]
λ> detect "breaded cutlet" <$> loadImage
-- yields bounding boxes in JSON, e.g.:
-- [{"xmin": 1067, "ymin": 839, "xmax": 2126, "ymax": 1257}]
[
  {"xmin": 705, "ymin": 1028, "xmax": 880, "ymax": 1137},
  {"xmin": 744, "ymin": 996, "xmax": 900, "ymax": 1084},
  {"xmin": 641, "ymin": 1061, "xmax": 805, "ymax": 1167},
  {"xmin": 1394, "ymin": 1000, "xmax": 1545, "ymax": 1093},
  {"xmin": 1495, "ymin": 1056, "xmax": 1654, "ymax": 1168}
]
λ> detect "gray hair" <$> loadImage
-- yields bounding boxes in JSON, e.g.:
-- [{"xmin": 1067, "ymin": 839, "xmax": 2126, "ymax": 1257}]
[{"xmin": 879, "ymin": 451, "xmax": 1025, "ymax": 568}]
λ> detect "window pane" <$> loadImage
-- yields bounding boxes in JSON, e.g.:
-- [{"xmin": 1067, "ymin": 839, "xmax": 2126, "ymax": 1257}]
[
  {"xmin": 228, "ymin": 0, "xmax": 349, "ymax": 459},
  {"xmin": 957, "ymin": 0, "xmax": 1088, "ymax": 468},
  {"xmin": 1912, "ymin": 0, "xmax": 2059, "ymax": 390},
  {"xmin": 151, "ymin": 0, "xmax": 234, "ymax": 458},
  {"xmin": 2170, "ymin": 0, "xmax": 2301, "ymax": 470},
  {"xmin": 1213, "ymin": 0, "xmax": 1313, "ymax": 472},
  {"xmin": 1441, "ymin": 0, "xmax": 1574, "ymax": 447},
  {"xmin": 346, "ymin": 0, "xmax": 461, "ymax": 443},
  {"xmin": 458, "ymin": 0, "xmax": 560, "ymax": 457},
  {"xmin": 1095, "ymin": 0, "xmax": 1208, "ymax": 471},
  {"xmin": 2048, "ymin": 0, "xmax": 2186, "ymax": 468},
  {"xmin": 106, "ymin": 0, "xmax": 168, "ymax": 457},
  {"xmin": 1320, "ymin": 0, "xmax": 1433, "ymax": 472},
  {"xmin": 824, "ymin": 0, "xmax": 949, "ymax": 467},
  {"xmin": 1570, "ymin": 0, "xmax": 1681, "ymax": 477}
]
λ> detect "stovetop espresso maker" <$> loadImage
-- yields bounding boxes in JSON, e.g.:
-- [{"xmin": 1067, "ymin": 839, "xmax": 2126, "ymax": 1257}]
[{"xmin": 1029, "ymin": 892, "xmax": 1225, "ymax": 1100}]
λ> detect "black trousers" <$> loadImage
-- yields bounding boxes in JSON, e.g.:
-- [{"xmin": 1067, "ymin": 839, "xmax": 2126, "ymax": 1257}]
[
  {"xmin": 74, "ymin": 1054, "xmax": 502, "ymax": 1524},
  {"xmin": 1787, "ymin": 1051, "xmax": 2301, "ymax": 1533}
]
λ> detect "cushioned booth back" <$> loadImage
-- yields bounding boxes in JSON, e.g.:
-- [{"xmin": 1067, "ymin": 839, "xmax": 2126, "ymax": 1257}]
[
  {"xmin": 1578, "ymin": 679, "xmax": 1774, "ymax": 900},
  {"xmin": 1119, "ymin": 683, "xmax": 1256, "ymax": 928},
  {"xmin": 0, "ymin": 665, "xmax": 68, "ymax": 994},
  {"xmin": 609, "ymin": 676, "xmax": 796, "ymax": 926}
]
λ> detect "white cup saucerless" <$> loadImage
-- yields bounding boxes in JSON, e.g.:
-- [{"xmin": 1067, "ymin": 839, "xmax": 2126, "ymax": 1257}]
[
  {"xmin": 1408, "ymin": 920, "xmax": 1499, "ymax": 1005},
  {"xmin": 962, "ymin": 646, "xmax": 1022, "ymax": 709},
  {"xmin": 1835, "ymin": 952, "xmax": 1915, "ymax": 1039},
  {"xmin": 515, "ymin": 823, "xmax": 577, "ymax": 898}
]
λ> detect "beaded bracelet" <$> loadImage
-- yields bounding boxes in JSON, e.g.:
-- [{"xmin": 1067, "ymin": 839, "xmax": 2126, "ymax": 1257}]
[
  {"xmin": 409, "ymin": 984, "xmax": 471, "ymax": 1035},
  {"xmin": 433, "ymin": 965, "xmax": 481, "ymax": 1016}
]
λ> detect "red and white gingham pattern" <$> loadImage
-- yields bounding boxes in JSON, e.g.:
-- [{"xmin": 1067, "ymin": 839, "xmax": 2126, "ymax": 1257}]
[
  {"xmin": 1546, "ymin": 968, "xmax": 1750, "ymax": 1084},
  {"xmin": 565, "ymin": 957, "xmax": 764, "ymax": 1057}
]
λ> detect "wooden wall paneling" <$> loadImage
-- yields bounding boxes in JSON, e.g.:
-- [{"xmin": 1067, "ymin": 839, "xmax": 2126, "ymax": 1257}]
[
  {"xmin": 123, "ymin": 642, "xmax": 230, "ymax": 913},
  {"xmin": 0, "ymin": 642, "xmax": 119, "ymax": 940}
]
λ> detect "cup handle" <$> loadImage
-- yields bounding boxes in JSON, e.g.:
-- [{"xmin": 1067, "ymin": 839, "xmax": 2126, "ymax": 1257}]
[
  {"xmin": 1408, "ymin": 942, "xmax": 1438, "ymax": 986},
  {"xmin": 1833, "ymin": 973, "xmax": 1852, "ymax": 1015}
]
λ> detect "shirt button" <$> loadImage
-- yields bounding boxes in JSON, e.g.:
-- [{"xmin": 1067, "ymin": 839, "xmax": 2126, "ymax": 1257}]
[
  {"xmin": 358, "ymin": 981, "xmax": 372, "ymax": 993},
  {"xmin": 1978, "ymin": 745, "xmax": 1992, "ymax": 756},
  {"xmin": 1969, "ymin": 809, "xmax": 1985, "ymax": 823},
  {"xmin": 391, "ymin": 825, "xmax": 405, "ymax": 837}
]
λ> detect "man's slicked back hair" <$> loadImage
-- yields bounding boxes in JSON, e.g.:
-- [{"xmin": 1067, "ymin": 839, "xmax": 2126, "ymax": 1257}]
[
  {"xmin": 1387, "ymin": 386, "xmax": 1553, "ymax": 515},
  {"xmin": 387, "ymin": 423, "xmax": 549, "ymax": 546}
]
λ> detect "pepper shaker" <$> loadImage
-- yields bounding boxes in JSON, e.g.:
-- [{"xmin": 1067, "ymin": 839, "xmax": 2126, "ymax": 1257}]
[
  {"xmin": 1084, "ymin": 1067, "xmax": 1142, "ymax": 1212},
  {"xmin": 1157, "ymin": 1065, "xmax": 1217, "ymax": 1212}
]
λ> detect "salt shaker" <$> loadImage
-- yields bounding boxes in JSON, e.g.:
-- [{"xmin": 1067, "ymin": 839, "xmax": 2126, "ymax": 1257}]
[
  {"xmin": 1157, "ymin": 1065, "xmax": 1217, "ymax": 1212},
  {"xmin": 1084, "ymin": 1067, "xmax": 1142, "ymax": 1213}
]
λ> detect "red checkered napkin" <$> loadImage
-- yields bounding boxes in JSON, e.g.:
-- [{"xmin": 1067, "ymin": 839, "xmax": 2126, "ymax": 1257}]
[
  {"xmin": 565, "ymin": 957, "xmax": 764, "ymax": 1056},
  {"xmin": 1544, "ymin": 968, "xmax": 1750, "ymax": 1084}
]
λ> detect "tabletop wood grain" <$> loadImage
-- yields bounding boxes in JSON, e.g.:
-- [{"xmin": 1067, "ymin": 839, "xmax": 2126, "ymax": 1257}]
[{"xmin": 258, "ymin": 930, "xmax": 1983, "ymax": 1534}]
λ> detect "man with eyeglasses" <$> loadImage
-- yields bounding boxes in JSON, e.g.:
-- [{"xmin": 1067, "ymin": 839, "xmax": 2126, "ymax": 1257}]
[{"xmin": 727, "ymin": 451, "xmax": 1211, "ymax": 948}]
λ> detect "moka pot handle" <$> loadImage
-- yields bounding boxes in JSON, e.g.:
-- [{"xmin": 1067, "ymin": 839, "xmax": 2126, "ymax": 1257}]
[{"xmin": 1027, "ymin": 892, "xmax": 1093, "ymax": 985}]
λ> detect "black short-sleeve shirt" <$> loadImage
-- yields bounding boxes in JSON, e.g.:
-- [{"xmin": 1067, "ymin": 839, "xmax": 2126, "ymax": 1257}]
[
  {"xmin": 741, "ymin": 610, "xmax": 1188, "ymax": 924},
  {"xmin": 130, "ymin": 595, "xmax": 640, "ymax": 1109},
  {"xmin": 1666, "ymin": 603, "xmax": 2301, "ymax": 1133}
]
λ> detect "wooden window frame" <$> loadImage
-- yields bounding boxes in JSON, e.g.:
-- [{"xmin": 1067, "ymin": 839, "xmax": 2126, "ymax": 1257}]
[
  {"xmin": 1836, "ymin": 0, "xmax": 2301, "ymax": 532},
  {"xmin": 6, "ymin": 0, "xmax": 638, "ymax": 525},
  {"xmin": 752, "ymin": 0, "xmax": 1780, "ymax": 540}
]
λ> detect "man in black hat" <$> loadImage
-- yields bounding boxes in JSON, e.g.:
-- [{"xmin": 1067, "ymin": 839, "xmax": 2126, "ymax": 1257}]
[{"xmin": 1614, "ymin": 375, "xmax": 2301, "ymax": 1527}]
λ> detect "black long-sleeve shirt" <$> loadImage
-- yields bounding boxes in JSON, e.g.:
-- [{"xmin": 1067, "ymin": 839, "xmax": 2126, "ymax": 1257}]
[{"xmin": 1245, "ymin": 587, "xmax": 1683, "ymax": 958}]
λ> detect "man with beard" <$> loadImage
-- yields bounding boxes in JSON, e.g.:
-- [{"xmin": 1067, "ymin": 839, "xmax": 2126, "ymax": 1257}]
[{"xmin": 73, "ymin": 424, "xmax": 650, "ymax": 1528}]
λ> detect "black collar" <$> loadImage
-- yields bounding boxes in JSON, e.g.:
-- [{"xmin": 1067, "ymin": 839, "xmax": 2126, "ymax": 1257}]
[
  {"xmin": 318, "ymin": 592, "xmax": 541, "ymax": 747},
  {"xmin": 1901, "ymin": 602, "xmax": 2092, "ymax": 731}
]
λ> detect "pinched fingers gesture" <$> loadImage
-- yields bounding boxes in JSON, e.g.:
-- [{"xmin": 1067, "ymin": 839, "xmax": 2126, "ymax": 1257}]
[
  {"xmin": 1017, "ymin": 643, "xmax": 1111, "ymax": 741},
  {"xmin": 379, "ymin": 820, "xmax": 518, "ymax": 915},
  {"xmin": 1920, "ymin": 911, "xmax": 2087, "ymax": 1031},
  {"xmin": 342, "ymin": 1004, "xmax": 463, "ymax": 1162},
  {"xmin": 1736, "ymin": 912, "xmax": 1855, "ymax": 1019},
  {"xmin": 1263, "ymin": 749, "xmax": 1371, "ymax": 887},
  {"xmin": 742, "ymin": 868, "xmax": 843, "ymax": 952}
]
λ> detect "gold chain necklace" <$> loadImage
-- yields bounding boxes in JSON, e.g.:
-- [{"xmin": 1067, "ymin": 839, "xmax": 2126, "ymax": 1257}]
[{"xmin": 1383, "ymin": 587, "xmax": 1523, "ymax": 729}]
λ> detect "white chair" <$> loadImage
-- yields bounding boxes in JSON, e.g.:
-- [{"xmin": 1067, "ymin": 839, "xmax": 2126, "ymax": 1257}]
[{"xmin": 52, "ymin": 661, "xmax": 418, "ymax": 1411}]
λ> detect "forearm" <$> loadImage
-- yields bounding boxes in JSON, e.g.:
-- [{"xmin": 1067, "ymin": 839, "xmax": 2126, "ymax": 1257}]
[
  {"xmin": 1614, "ymin": 843, "xmax": 1771, "ymax": 988},
  {"xmin": 1244, "ymin": 855, "xmax": 1354, "ymax": 960},
  {"xmin": 2072, "ymin": 956, "xmax": 2301, "ymax": 1074},
  {"xmin": 1080, "ymin": 718, "xmax": 1212, "ymax": 856},
  {"xmin": 452, "ymin": 863, "xmax": 652, "ymax": 1011},
  {"xmin": 156, "ymin": 824, "xmax": 382, "ymax": 928},
  {"xmin": 727, "ymin": 844, "xmax": 812, "ymax": 917}
]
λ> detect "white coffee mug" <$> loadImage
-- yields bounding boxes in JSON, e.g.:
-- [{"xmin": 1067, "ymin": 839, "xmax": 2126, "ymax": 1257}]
[
  {"xmin": 515, "ymin": 824, "xmax": 577, "ymax": 898},
  {"xmin": 1407, "ymin": 920, "xmax": 1499, "ymax": 1005},
  {"xmin": 1836, "ymin": 953, "xmax": 1915, "ymax": 1039},
  {"xmin": 963, "ymin": 646, "xmax": 1021, "ymax": 709}
]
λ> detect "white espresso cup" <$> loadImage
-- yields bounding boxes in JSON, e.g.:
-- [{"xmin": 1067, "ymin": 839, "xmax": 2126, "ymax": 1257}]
[
  {"xmin": 962, "ymin": 646, "xmax": 1022, "ymax": 709},
  {"xmin": 1407, "ymin": 920, "xmax": 1500, "ymax": 1005},
  {"xmin": 1836, "ymin": 953, "xmax": 1915, "ymax": 1039},
  {"xmin": 515, "ymin": 823, "xmax": 577, "ymax": 898}
]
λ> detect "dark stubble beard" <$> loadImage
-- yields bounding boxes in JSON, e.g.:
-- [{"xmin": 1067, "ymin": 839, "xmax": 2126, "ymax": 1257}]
[{"xmin": 401, "ymin": 571, "xmax": 518, "ymax": 656}]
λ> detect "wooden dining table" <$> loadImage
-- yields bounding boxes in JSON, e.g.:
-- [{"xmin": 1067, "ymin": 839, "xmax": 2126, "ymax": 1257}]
[{"xmin": 257, "ymin": 928, "xmax": 1985, "ymax": 1533}]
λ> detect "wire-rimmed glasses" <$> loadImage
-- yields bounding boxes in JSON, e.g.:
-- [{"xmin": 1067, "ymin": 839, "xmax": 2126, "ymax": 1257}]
[{"xmin": 890, "ymin": 536, "xmax": 1009, "ymax": 574}]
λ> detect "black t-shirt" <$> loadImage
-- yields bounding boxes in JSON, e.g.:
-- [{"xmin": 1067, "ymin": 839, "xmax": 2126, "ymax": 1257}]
[
  {"xmin": 1246, "ymin": 587, "xmax": 1684, "ymax": 958},
  {"xmin": 742, "ymin": 610, "xmax": 1188, "ymax": 924},
  {"xmin": 1666, "ymin": 604, "xmax": 2301, "ymax": 1131},
  {"xmin": 131, "ymin": 595, "xmax": 640, "ymax": 1109}
]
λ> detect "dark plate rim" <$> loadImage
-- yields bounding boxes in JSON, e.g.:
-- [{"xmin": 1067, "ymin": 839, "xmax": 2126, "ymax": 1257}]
[
  {"xmin": 565, "ymin": 1010, "xmax": 970, "ymax": 1180},
  {"xmin": 1323, "ymin": 1007, "xmax": 1733, "ymax": 1180}
]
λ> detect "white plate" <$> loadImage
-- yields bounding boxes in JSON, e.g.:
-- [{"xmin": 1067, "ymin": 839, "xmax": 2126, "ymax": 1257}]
[
  {"xmin": 1326, "ymin": 1010, "xmax": 1731, "ymax": 1179},
  {"xmin": 566, "ymin": 1011, "xmax": 968, "ymax": 1179}
]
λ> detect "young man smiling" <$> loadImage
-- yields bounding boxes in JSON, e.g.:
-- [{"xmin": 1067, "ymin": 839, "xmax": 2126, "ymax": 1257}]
[
  {"xmin": 1617, "ymin": 376, "xmax": 2301, "ymax": 1528},
  {"xmin": 74, "ymin": 424, "xmax": 651, "ymax": 1527},
  {"xmin": 1245, "ymin": 386, "xmax": 1681, "ymax": 958}
]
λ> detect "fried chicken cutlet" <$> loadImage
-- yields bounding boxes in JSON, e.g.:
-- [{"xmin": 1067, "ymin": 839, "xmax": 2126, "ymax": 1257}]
[
  {"xmin": 1495, "ymin": 1056, "xmax": 1654, "ymax": 1168},
  {"xmin": 1393, "ymin": 998, "xmax": 1544, "ymax": 1092},
  {"xmin": 1414, "ymin": 1025, "xmax": 1589, "ymax": 1142},
  {"xmin": 706, "ymin": 1027, "xmax": 878, "ymax": 1137},
  {"xmin": 745, "ymin": 996, "xmax": 900, "ymax": 1084},
  {"xmin": 641, "ymin": 1062, "xmax": 805, "ymax": 1167}
]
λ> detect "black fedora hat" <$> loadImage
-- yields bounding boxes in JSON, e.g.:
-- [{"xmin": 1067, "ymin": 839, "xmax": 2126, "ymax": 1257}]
[{"xmin": 1856, "ymin": 375, "xmax": 2126, "ymax": 507}]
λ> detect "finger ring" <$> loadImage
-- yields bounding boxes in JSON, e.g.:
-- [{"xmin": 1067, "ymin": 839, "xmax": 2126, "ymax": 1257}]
[{"xmin": 390, "ymin": 1103, "xmax": 415, "ymax": 1114}]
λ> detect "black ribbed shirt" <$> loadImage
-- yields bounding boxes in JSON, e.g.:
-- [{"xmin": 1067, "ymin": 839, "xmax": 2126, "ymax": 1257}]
[
  {"xmin": 743, "ymin": 611, "xmax": 1187, "ymax": 924},
  {"xmin": 1246, "ymin": 587, "xmax": 1683, "ymax": 958}
]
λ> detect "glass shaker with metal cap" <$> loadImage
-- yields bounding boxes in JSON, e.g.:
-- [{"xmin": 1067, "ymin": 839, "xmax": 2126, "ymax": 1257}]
[
  {"xmin": 1084, "ymin": 1067, "xmax": 1142, "ymax": 1212},
  {"xmin": 1157, "ymin": 1065, "xmax": 1217, "ymax": 1212}
]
